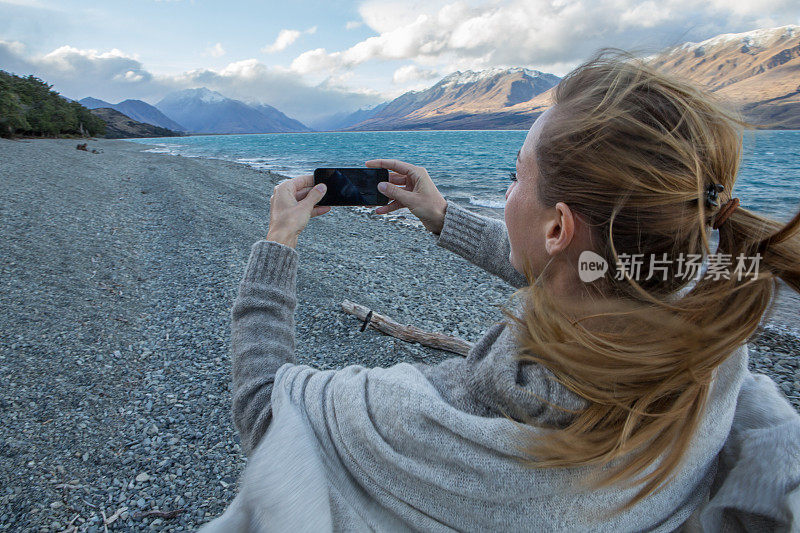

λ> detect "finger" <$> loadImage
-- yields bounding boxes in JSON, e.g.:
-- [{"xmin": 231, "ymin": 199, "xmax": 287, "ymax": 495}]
[
  {"xmin": 377, "ymin": 180, "xmax": 414, "ymax": 204},
  {"xmin": 311, "ymin": 205, "xmax": 331, "ymax": 217},
  {"xmin": 375, "ymin": 200, "xmax": 404, "ymax": 215},
  {"xmin": 300, "ymin": 183, "xmax": 327, "ymax": 209},
  {"xmin": 289, "ymin": 174, "xmax": 315, "ymax": 191},
  {"xmin": 365, "ymin": 159, "xmax": 415, "ymax": 175},
  {"xmin": 388, "ymin": 172, "xmax": 408, "ymax": 185}
]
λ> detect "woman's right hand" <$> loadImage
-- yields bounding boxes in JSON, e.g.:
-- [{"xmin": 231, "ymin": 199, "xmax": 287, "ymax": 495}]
[{"xmin": 365, "ymin": 159, "xmax": 448, "ymax": 235}]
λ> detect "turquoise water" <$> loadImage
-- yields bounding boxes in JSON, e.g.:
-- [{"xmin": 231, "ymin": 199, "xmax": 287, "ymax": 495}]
[
  {"xmin": 129, "ymin": 130, "xmax": 800, "ymax": 336},
  {"xmin": 130, "ymin": 130, "xmax": 800, "ymax": 223}
]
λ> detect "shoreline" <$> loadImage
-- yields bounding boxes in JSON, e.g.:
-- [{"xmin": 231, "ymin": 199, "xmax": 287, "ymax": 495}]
[
  {"xmin": 131, "ymin": 137, "xmax": 512, "ymax": 220},
  {"xmin": 131, "ymin": 135, "xmax": 800, "ymax": 341},
  {"xmin": 1, "ymin": 137, "xmax": 797, "ymax": 531}
]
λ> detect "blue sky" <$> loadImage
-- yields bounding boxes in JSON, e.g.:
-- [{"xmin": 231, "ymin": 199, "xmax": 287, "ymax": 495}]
[{"xmin": 1, "ymin": 0, "xmax": 799, "ymax": 125}]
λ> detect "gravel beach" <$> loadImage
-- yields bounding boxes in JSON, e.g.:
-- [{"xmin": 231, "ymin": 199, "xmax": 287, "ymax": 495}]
[{"xmin": 1, "ymin": 137, "xmax": 798, "ymax": 532}]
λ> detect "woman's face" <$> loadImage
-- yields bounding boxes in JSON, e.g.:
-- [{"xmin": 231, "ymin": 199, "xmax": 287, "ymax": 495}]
[{"xmin": 504, "ymin": 107, "xmax": 555, "ymax": 276}]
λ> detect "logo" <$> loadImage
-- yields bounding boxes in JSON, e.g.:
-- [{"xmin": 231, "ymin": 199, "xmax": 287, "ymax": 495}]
[
  {"xmin": 576, "ymin": 251, "xmax": 761, "ymax": 283},
  {"xmin": 578, "ymin": 250, "xmax": 608, "ymax": 282}
]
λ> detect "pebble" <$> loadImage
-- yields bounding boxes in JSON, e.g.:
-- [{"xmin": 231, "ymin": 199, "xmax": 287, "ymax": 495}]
[{"xmin": 1, "ymin": 139, "xmax": 797, "ymax": 532}]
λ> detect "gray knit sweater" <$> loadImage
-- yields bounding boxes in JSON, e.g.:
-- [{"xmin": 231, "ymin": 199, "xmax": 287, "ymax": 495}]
[{"xmin": 199, "ymin": 200, "xmax": 800, "ymax": 532}]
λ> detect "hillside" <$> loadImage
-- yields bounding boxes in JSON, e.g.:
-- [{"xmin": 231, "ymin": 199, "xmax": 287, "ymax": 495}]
[
  {"xmin": 647, "ymin": 25, "xmax": 800, "ymax": 129},
  {"xmin": 89, "ymin": 108, "xmax": 183, "ymax": 139},
  {"xmin": 341, "ymin": 25, "xmax": 800, "ymax": 131},
  {"xmin": 248, "ymin": 103, "xmax": 312, "ymax": 133},
  {"xmin": 79, "ymin": 97, "xmax": 187, "ymax": 132},
  {"xmin": 0, "ymin": 70, "xmax": 105, "ymax": 138},
  {"xmin": 348, "ymin": 68, "xmax": 560, "ymax": 130}
]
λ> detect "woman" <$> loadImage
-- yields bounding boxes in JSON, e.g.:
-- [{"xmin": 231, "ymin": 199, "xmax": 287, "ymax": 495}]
[{"xmin": 201, "ymin": 48, "xmax": 800, "ymax": 531}]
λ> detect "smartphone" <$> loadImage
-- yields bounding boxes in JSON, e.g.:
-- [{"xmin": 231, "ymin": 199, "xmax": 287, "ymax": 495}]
[{"xmin": 313, "ymin": 168, "xmax": 390, "ymax": 206}]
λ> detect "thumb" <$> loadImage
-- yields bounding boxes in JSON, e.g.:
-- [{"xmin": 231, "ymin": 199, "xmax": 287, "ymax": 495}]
[
  {"xmin": 303, "ymin": 183, "xmax": 327, "ymax": 206},
  {"xmin": 378, "ymin": 181, "xmax": 411, "ymax": 203}
]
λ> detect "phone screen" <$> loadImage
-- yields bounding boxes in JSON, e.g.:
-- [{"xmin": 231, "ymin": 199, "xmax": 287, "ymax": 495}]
[{"xmin": 313, "ymin": 168, "xmax": 390, "ymax": 206}]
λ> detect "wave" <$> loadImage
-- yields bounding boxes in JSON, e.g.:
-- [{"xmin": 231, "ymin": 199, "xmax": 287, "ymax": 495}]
[
  {"xmin": 143, "ymin": 145, "xmax": 313, "ymax": 176},
  {"xmin": 468, "ymin": 196, "xmax": 506, "ymax": 209}
]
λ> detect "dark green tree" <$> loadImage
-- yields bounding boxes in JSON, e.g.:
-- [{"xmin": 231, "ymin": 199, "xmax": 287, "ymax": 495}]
[{"xmin": 0, "ymin": 70, "xmax": 106, "ymax": 138}]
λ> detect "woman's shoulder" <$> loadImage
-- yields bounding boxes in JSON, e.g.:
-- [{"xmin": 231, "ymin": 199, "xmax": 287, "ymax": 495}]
[{"xmin": 273, "ymin": 359, "xmax": 455, "ymax": 403}]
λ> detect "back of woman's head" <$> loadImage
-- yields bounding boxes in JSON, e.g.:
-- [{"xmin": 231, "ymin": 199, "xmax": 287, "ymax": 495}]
[{"xmin": 502, "ymin": 47, "xmax": 800, "ymax": 511}]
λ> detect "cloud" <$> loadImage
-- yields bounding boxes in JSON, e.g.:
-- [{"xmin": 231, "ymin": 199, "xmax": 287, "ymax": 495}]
[
  {"xmin": 265, "ymin": 30, "xmax": 301, "ymax": 53},
  {"xmin": 206, "ymin": 42, "xmax": 225, "ymax": 58},
  {"xmin": 0, "ymin": 40, "xmax": 32, "ymax": 76},
  {"xmin": 113, "ymin": 70, "xmax": 146, "ymax": 83},
  {"xmin": 262, "ymin": 27, "xmax": 317, "ymax": 54},
  {"xmin": 392, "ymin": 64, "xmax": 438, "ymax": 84},
  {"xmin": 290, "ymin": 47, "xmax": 341, "ymax": 75},
  {"xmin": 345, "ymin": 21, "xmax": 363, "ymax": 30},
  {"xmin": 37, "ymin": 45, "xmax": 150, "ymax": 83},
  {"xmin": 175, "ymin": 57, "xmax": 382, "ymax": 121},
  {"xmin": 288, "ymin": 0, "xmax": 800, "ymax": 77},
  {"xmin": 0, "ymin": 40, "xmax": 382, "ymax": 123},
  {"xmin": 0, "ymin": 39, "xmax": 25, "ymax": 56}
]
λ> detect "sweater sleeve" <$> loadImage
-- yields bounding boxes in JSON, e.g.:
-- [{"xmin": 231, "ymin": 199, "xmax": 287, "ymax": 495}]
[
  {"xmin": 230, "ymin": 239, "xmax": 299, "ymax": 457},
  {"xmin": 433, "ymin": 199, "xmax": 528, "ymax": 289},
  {"xmin": 694, "ymin": 371, "xmax": 800, "ymax": 532}
]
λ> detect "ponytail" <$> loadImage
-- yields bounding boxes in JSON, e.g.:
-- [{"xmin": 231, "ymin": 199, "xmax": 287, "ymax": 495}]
[{"xmin": 502, "ymin": 46, "xmax": 800, "ymax": 512}]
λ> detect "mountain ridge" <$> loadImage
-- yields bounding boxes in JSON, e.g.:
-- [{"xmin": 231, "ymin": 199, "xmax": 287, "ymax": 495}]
[
  {"xmin": 154, "ymin": 88, "xmax": 311, "ymax": 134},
  {"xmin": 79, "ymin": 97, "xmax": 186, "ymax": 132},
  {"xmin": 346, "ymin": 68, "xmax": 560, "ymax": 130},
  {"xmin": 337, "ymin": 25, "xmax": 800, "ymax": 131},
  {"xmin": 89, "ymin": 108, "xmax": 183, "ymax": 139},
  {"xmin": 76, "ymin": 25, "xmax": 800, "ymax": 133},
  {"xmin": 647, "ymin": 24, "xmax": 800, "ymax": 129}
]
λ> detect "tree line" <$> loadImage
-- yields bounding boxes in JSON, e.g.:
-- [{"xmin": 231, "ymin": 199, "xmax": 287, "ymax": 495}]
[{"xmin": 0, "ymin": 70, "xmax": 106, "ymax": 138}]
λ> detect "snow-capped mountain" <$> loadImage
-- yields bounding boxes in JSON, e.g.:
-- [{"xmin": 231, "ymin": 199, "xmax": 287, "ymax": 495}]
[
  {"xmin": 155, "ymin": 88, "xmax": 311, "ymax": 134},
  {"xmin": 672, "ymin": 25, "xmax": 798, "ymax": 56},
  {"xmin": 438, "ymin": 67, "xmax": 555, "ymax": 88},
  {"xmin": 648, "ymin": 24, "xmax": 800, "ymax": 129},
  {"xmin": 347, "ymin": 68, "xmax": 561, "ymax": 130}
]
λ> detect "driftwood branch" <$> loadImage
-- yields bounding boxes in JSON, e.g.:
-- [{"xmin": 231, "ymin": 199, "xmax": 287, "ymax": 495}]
[{"xmin": 341, "ymin": 299, "xmax": 473, "ymax": 356}]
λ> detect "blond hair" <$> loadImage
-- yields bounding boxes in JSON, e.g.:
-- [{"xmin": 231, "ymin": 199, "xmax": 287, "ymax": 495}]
[{"xmin": 501, "ymin": 47, "xmax": 800, "ymax": 511}]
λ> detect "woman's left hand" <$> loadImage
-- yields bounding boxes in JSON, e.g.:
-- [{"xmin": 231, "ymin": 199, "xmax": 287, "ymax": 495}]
[{"xmin": 265, "ymin": 174, "xmax": 331, "ymax": 249}]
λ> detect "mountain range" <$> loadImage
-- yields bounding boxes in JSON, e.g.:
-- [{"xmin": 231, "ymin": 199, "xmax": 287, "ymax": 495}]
[
  {"xmin": 648, "ymin": 25, "xmax": 800, "ymax": 129},
  {"xmin": 79, "ymin": 97, "xmax": 186, "ymax": 132},
  {"xmin": 342, "ymin": 68, "xmax": 561, "ymax": 130},
  {"xmin": 89, "ymin": 108, "xmax": 184, "ymax": 139},
  {"xmin": 469, "ymin": 24, "xmax": 800, "ymax": 131},
  {"xmin": 154, "ymin": 88, "xmax": 311, "ymax": 134},
  {"xmin": 77, "ymin": 24, "xmax": 799, "ymax": 135}
]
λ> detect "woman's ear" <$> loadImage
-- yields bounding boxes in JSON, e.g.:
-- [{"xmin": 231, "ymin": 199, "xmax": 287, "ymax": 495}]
[{"xmin": 544, "ymin": 202, "xmax": 576, "ymax": 256}]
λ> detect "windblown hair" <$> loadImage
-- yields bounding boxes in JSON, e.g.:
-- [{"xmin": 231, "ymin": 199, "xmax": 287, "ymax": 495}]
[{"xmin": 501, "ymin": 47, "xmax": 800, "ymax": 511}]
